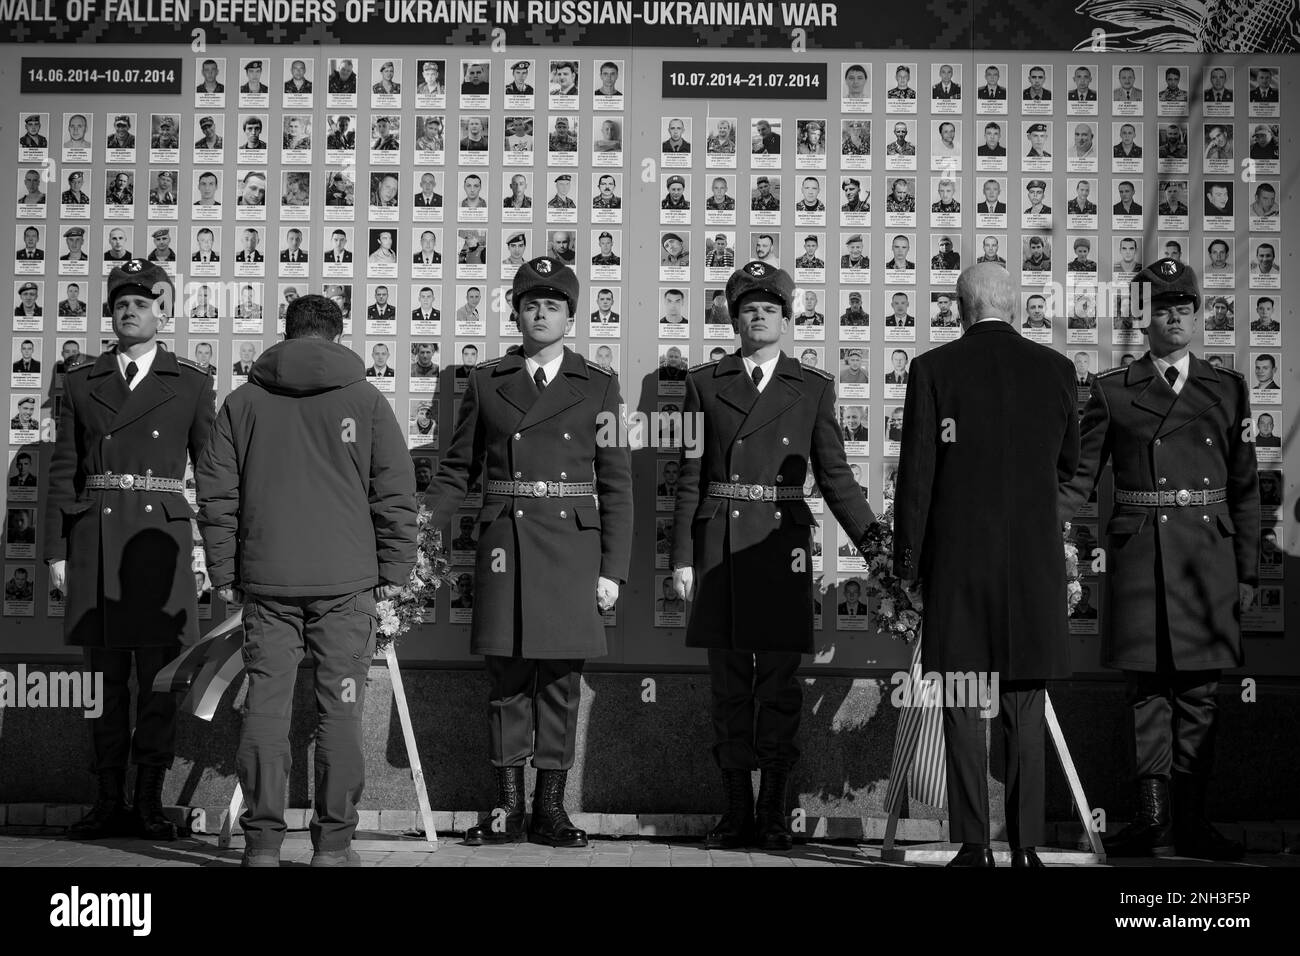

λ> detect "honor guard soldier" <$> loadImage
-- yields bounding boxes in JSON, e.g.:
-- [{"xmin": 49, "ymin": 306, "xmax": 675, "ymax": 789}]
[
  {"xmin": 1063, "ymin": 259, "xmax": 1259, "ymax": 860},
  {"xmin": 426, "ymin": 257, "xmax": 633, "ymax": 848},
  {"xmin": 45, "ymin": 258, "xmax": 216, "ymax": 840},
  {"xmin": 671, "ymin": 262, "xmax": 881, "ymax": 851}
]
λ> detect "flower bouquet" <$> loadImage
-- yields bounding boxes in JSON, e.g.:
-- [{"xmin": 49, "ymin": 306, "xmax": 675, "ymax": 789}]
[{"xmin": 374, "ymin": 504, "xmax": 459, "ymax": 651}]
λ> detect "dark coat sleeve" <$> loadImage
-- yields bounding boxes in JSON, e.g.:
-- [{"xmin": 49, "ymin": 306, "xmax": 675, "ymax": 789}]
[
  {"xmin": 1060, "ymin": 378, "xmax": 1113, "ymax": 523},
  {"xmin": 425, "ymin": 368, "xmax": 486, "ymax": 533},
  {"xmin": 810, "ymin": 375, "xmax": 877, "ymax": 545},
  {"xmin": 1230, "ymin": 377, "xmax": 1262, "ymax": 586},
  {"xmin": 44, "ymin": 377, "xmax": 82, "ymax": 562},
  {"xmin": 369, "ymin": 393, "xmax": 418, "ymax": 586},
  {"xmin": 594, "ymin": 372, "xmax": 633, "ymax": 583},
  {"xmin": 1055, "ymin": 361, "xmax": 1082, "ymax": 526},
  {"xmin": 196, "ymin": 400, "xmax": 241, "ymax": 588},
  {"xmin": 892, "ymin": 355, "xmax": 937, "ymax": 580},
  {"xmin": 670, "ymin": 372, "xmax": 704, "ymax": 570}
]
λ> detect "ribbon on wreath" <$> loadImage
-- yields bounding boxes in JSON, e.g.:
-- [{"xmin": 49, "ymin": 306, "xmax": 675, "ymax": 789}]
[
  {"xmin": 883, "ymin": 623, "xmax": 947, "ymax": 811},
  {"xmin": 151, "ymin": 611, "xmax": 245, "ymax": 721}
]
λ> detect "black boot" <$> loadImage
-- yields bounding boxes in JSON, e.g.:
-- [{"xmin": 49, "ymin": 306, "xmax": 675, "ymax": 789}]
[
  {"xmin": 705, "ymin": 769, "xmax": 754, "ymax": 849},
  {"xmin": 464, "ymin": 766, "xmax": 527, "ymax": 845},
  {"xmin": 528, "ymin": 769, "xmax": 587, "ymax": 848},
  {"xmin": 947, "ymin": 843, "xmax": 996, "ymax": 867},
  {"xmin": 67, "ymin": 770, "xmax": 133, "ymax": 840},
  {"xmin": 1171, "ymin": 773, "xmax": 1244, "ymax": 861},
  {"xmin": 1103, "ymin": 777, "xmax": 1173, "ymax": 857},
  {"xmin": 132, "ymin": 765, "xmax": 177, "ymax": 841},
  {"xmin": 754, "ymin": 769, "xmax": 794, "ymax": 852}
]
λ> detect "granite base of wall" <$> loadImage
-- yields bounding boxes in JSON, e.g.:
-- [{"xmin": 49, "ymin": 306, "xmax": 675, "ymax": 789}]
[{"xmin": 2, "ymin": 668, "xmax": 1296, "ymax": 829}]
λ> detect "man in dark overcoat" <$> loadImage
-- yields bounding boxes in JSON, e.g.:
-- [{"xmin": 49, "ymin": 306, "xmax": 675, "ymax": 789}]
[
  {"xmin": 426, "ymin": 257, "xmax": 633, "ymax": 848},
  {"xmin": 44, "ymin": 259, "xmax": 215, "ymax": 840},
  {"xmin": 671, "ymin": 261, "xmax": 880, "ymax": 851},
  {"xmin": 893, "ymin": 262, "xmax": 1079, "ymax": 867},
  {"xmin": 1062, "ymin": 259, "xmax": 1259, "ymax": 860}
]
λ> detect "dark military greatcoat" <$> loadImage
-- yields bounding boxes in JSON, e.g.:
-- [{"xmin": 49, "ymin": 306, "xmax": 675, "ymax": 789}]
[
  {"xmin": 672, "ymin": 352, "xmax": 877, "ymax": 653},
  {"xmin": 44, "ymin": 349, "xmax": 215, "ymax": 648},
  {"xmin": 426, "ymin": 347, "xmax": 633, "ymax": 659},
  {"xmin": 1063, "ymin": 354, "xmax": 1260, "ymax": 670}
]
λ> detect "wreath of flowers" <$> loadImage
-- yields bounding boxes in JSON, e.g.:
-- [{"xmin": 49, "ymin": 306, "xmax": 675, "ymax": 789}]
[
  {"xmin": 820, "ymin": 479, "xmax": 1084, "ymax": 643},
  {"xmin": 375, "ymin": 505, "xmax": 457, "ymax": 651}
]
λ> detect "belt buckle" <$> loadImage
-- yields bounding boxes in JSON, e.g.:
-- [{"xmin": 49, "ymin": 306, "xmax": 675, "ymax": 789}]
[
  {"xmin": 531, "ymin": 480, "xmax": 547, "ymax": 498},
  {"xmin": 118, "ymin": 474, "xmax": 135, "ymax": 491},
  {"xmin": 1175, "ymin": 489, "xmax": 1191, "ymax": 507},
  {"xmin": 747, "ymin": 483, "xmax": 765, "ymax": 501}
]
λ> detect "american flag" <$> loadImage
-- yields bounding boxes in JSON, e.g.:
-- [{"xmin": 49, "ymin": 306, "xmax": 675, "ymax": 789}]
[
  {"xmin": 151, "ymin": 611, "xmax": 245, "ymax": 721},
  {"xmin": 884, "ymin": 625, "xmax": 947, "ymax": 812}
]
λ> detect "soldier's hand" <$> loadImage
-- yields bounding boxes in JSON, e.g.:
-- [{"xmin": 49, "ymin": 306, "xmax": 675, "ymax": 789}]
[
  {"xmin": 375, "ymin": 584, "xmax": 404, "ymax": 601},
  {"xmin": 48, "ymin": 559, "xmax": 66, "ymax": 592},
  {"xmin": 218, "ymin": 586, "xmax": 245, "ymax": 606},
  {"xmin": 596, "ymin": 576, "xmax": 619, "ymax": 611},
  {"xmin": 1239, "ymin": 583, "xmax": 1256, "ymax": 610},
  {"xmin": 673, "ymin": 566, "xmax": 694, "ymax": 601}
]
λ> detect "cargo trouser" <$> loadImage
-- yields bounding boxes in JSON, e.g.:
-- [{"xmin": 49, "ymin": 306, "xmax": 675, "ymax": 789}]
[{"xmin": 236, "ymin": 589, "xmax": 377, "ymax": 851}]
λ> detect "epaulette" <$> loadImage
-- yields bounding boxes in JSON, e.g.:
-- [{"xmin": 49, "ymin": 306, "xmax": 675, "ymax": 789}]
[
  {"xmin": 584, "ymin": 359, "xmax": 613, "ymax": 376},
  {"xmin": 475, "ymin": 357, "xmax": 503, "ymax": 370},
  {"xmin": 1210, "ymin": 364, "xmax": 1245, "ymax": 379},
  {"xmin": 804, "ymin": 366, "xmax": 835, "ymax": 381},
  {"xmin": 66, "ymin": 361, "xmax": 94, "ymax": 375},
  {"xmin": 687, "ymin": 359, "xmax": 720, "ymax": 373},
  {"xmin": 1097, "ymin": 366, "xmax": 1126, "ymax": 379},
  {"xmin": 176, "ymin": 357, "xmax": 207, "ymax": 373}
]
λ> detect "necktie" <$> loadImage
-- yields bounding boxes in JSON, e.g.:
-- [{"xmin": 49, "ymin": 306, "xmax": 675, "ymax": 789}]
[
  {"xmin": 751, "ymin": 366, "xmax": 764, "ymax": 390},
  {"xmin": 1165, "ymin": 366, "xmax": 1179, "ymax": 390},
  {"xmin": 534, "ymin": 367, "xmax": 547, "ymax": 391},
  {"xmin": 125, "ymin": 361, "xmax": 138, "ymax": 386},
  {"xmin": 1125, "ymin": 90, "xmax": 1130, "ymax": 101}
]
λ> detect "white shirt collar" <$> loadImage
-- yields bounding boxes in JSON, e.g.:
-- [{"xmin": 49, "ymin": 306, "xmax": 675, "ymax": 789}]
[
  {"xmin": 743, "ymin": 353, "xmax": 780, "ymax": 392},
  {"xmin": 524, "ymin": 351, "xmax": 564, "ymax": 385},
  {"xmin": 1151, "ymin": 352, "xmax": 1191, "ymax": 393},
  {"xmin": 116, "ymin": 344, "xmax": 158, "ymax": 390},
  {"xmin": 976, "ymin": 316, "xmax": 1008, "ymax": 324}
]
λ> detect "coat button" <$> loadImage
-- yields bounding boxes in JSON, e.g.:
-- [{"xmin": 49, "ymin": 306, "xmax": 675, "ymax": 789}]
[
  {"xmin": 731, "ymin": 509, "xmax": 740, "ymax": 518},
  {"xmin": 1154, "ymin": 438, "xmax": 1162, "ymax": 446},
  {"xmin": 1203, "ymin": 477, "xmax": 1210, "ymax": 486},
  {"xmin": 1202, "ymin": 514, "xmax": 1210, "ymax": 522},
  {"xmin": 736, "ymin": 438, "xmax": 744, "ymax": 445},
  {"xmin": 145, "ymin": 505, "xmax": 153, "ymax": 513},
  {"xmin": 515, "ymin": 509, "xmax": 524, "ymax": 517},
  {"xmin": 1160, "ymin": 514, "xmax": 1167, "ymax": 523},
  {"xmin": 514, "ymin": 471, "xmax": 522, "ymax": 479},
  {"xmin": 1158, "ymin": 477, "xmax": 1166, "ymax": 485},
  {"xmin": 1204, "ymin": 437, "xmax": 1213, "ymax": 446},
  {"xmin": 560, "ymin": 510, "xmax": 567, "ymax": 518},
  {"xmin": 782, "ymin": 437, "xmax": 789, "ymax": 445},
  {"xmin": 563, "ymin": 433, "xmax": 571, "ymax": 440},
  {"xmin": 514, "ymin": 432, "xmax": 522, "ymax": 440},
  {"xmin": 560, "ymin": 471, "xmax": 567, "ymax": 479},
  {"xmin": 774, "ymin": 510, "xmax": 782, "ymax": 519},
  {"xmin": 103, "ymin": 507, "xmax": 111, "ymax": 515},
  {"xmin": 105, "ymin": 434, "xmax": 112, "ymax": 440},
  {"xmin": 152, "ymin": 430, "xmax": 159, "ymax": 438},
  {"xmin": 730, "ymin": 473, "xmax": 739, "ymax": 481}
]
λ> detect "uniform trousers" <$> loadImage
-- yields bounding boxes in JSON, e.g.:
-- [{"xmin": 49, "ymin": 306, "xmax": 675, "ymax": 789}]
[
  {"xmin": 83, "ymin": 645, "xmax": 179, "ymax": 773},
  {"xmin": 943, "ymin": 681, "xmax": 1046, "ymax": 848},
  {"xmin": 707, "ymin": 649, "xmax": 802, "ymax": 771},
  {"xmin": 236, "ymin": 589, "xmax": 377, "ymax": 851},
  {"xmin": 486, "ymin": 655, "xmax": 583, "ymax": 770}
]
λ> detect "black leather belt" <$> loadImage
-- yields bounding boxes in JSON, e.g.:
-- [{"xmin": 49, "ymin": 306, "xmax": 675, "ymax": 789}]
[
  {"xmin": 1115, "ymin": 487, "xmax": 1227, "ymax": 507},
  {"xmin": 85, "ymin": 472, "xmax": 185, "ymax": 493},
  {"xmin": 485, "ymin": 480, "xmax": 595, "ymax": 498},
  {"xmin": 707, "ymin": 481, "xmax": 806, "ymax": 502}
]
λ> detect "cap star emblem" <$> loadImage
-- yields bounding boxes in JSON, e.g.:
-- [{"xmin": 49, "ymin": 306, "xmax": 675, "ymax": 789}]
[
  {"xmin": 1159, "ymin": 259, "xmax": 1180, "ymax": 278},
  {"xmin": 748, "ymin": 263, "xmax": 766, "ymax": 276},
  {"xmin": 535, "ymin": 259, "xmax": 552, "ymax": 274},
  {"xmin": 124, "ymin": 259, "xmax": 144, "ymax": 273}
]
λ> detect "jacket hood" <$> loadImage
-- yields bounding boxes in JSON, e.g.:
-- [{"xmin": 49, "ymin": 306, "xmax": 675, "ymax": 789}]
[{"xmin": 249, "ymin": 338, "xmax": 365, "ymax": 396}]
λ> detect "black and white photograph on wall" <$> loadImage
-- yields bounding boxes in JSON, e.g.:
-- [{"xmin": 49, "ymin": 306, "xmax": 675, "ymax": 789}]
[
  {"xmin": 749, "ymin": 174, "xmax": 780, "ymax": 222},
  {"xmin": 930, "ymin": 292, "xmax": 961, "ymax": 342},
  {"xmin": 750, "ymin": 118, "xmax": 782, "ymax": 167},
  {"xmin": 1250, "ymin": 295, "xmax": 1281, "ymax": 347},
  {"xmin": 793, "ymin": 233, "xmax": 826, "ymax": 283},
  {"xmin": 796, "ymin": 119, "xmax": 827, "ymax": 170},
  {"xmin": 1249, "ymin": 181, "xmax": 1281, "ymax": 233},
  {"xmin": 838, "ymin": 347, "xmax": 869, "ymax": 399},
  {"xmin": 1249, "ymin": 65, "xmax": 1280, "ymax": 117},
  {"xmin": 4, "ymin": 563, "xmax": 35, "ymax": 616},
  {"xmin": 103, "ymin": 169, "xmax": 134, "ymax": 218},
  {"xmin": 409, "ymin": 285, "xmax": 442, "ymax": 338},
  {"xmin": 840, "ymin": 119, "xmax": 871, "ymax": 172},
  {"xmin": 657, "ymin": 343, "xmax": 688, "ymax": 397},
  {"xmin": 975, "ymin": 62, "xmax": 1008, "ymax": 114},
  {"xmin": 1021, "ymin": 63, "xmax": 1053, "ymax": 113},
  {"xmin": 749, "ymin": 232, "xmax": 780, "ymax": 270},
  {"xmin": 884, "ymin": 120, "xmax": 917, "ymax": 171},
  {"xmin": 791, "ymin": 289, "xmax": 823, "ymax": 341},
  {"xmin": 1023, "ymin": 178, "xmax": 1053, "ymax": 228},
  {"xmin": 407, "ymin": 398, "xmax": 438, "ymax": 451},
  {"xmin": 703, "ymin": 115, "xmax": 737, "ymax": 168},
  {"xmin": 884, "ymin": 179, "xmax": 916, "ymax": 228},
  {"xmin": 884, "ymin": 291, "xmax": 916, "ymax": 343},
  {"xmin": 10, "ymin": 335, "xmax": 41, "ymax": 391},
  {"xmin": 658, "ymin": 232, "xmax": 685, "ymax": 282},
  {"xmin": 1065, "ymin": 63, "xmax": 1098, "ymax": 114},
  {"xmin": 886, "ymin": 62, "xmax": 918, "ymax": 112},
  {"xmin": 1023, "ymin": 121, "xmax": 1052, "ymax": 172},
  {"xmin": 1250, "ymin": 239, "xmax": 1281, "ymax": 289},
  {"xmin": 502, "ymin": 230, "xmax": 531, "ymax": 279},
  {"xmin": 1255, "ymin": 411, "xmax": 1281, "ymax": 464},
  {"xmin": 1251, "ymin": 352, "xmax": 1282, "ymax": 405},
  {"xmin": 975, "ymin": 120, "xmax": 1008, "ymax": 173},
  {"xmin": 591, "ymin": 172, "xmax": 622, "ymax": 223},
  {"xmin": 837, "ymin": 289, "xmax": 869, "ymax": 342},
  {"xmin": 588, "ymin": 286, "xmax": 619, "ymax": 338},
  {"xmin": 839, "ymin": 403, "xmax": 869, "ymax": 456},
  {"xmin": 660, "ymin": 115, "xmax": 691, "ymax": 166},
  {"xmin": 659, "ymin": 288, "xmax": 689, "ymax": 340},
  {"xmin": 704, "ymin": 175, "xmax": 736, "ymax": 226}
]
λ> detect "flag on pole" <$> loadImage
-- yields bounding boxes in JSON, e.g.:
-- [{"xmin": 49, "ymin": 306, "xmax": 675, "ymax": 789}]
[
  {"xmin": 884, "ymin": 624, "xmax": 947, "ymax": 811},
  {"xmin": 152, "ymin": 611, "xmax": 245, "ymax": 721}
]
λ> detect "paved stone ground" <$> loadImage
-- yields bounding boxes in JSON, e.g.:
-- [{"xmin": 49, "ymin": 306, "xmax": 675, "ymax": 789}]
[{"xmin": 2, "ymin": 833, "xmax": 1297, "ymax": 867}]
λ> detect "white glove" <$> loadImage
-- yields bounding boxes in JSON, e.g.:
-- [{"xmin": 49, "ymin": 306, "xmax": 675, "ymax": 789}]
[
  {"xmin": 596, "ymin": 576, "xmax": 620, "ymax": 612},
  {"xmin": 48, "ymin": 559, "xmax": 66, "ymax": 592},
  {"xmin": 672, "ymin": 566, "xmax": 694, "ymax": 601},
  {"xmin": 218, "ymin": 585, "xmax": 245, "ymax": 606}
]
